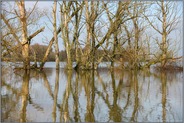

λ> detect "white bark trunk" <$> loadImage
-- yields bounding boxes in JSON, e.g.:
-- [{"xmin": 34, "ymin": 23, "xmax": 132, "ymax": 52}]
[{"xmin": 53, "ymin": 0, "xmax": 60, "ymax": 69}]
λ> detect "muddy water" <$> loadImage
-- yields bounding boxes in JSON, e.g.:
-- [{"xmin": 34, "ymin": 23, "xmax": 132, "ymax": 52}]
[{"xmin": 1, "ymin": 63, "xmax": 183, "ymax": 122}]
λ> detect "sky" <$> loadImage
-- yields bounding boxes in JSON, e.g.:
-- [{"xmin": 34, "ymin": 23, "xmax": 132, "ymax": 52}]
[{"xmin": 2, "ymin": 1, "xmax": 183, "ymax": 57}]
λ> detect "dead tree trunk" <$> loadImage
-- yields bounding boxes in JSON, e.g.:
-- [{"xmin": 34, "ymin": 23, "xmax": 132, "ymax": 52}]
[
  {"xmin": 53, "ymin": 0, "xmax": 60, "ymax": 69},
  {"xmin": 17, "ymin": 1, "xmax": 30, "ymax": 69}
]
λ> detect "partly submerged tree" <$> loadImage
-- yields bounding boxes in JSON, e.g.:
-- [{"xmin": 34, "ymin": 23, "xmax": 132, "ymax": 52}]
[
  {"xmin": 1, "ymin": 0, "xmax": 45, "ymax": 69},
  {"xmin": 145, "ymin": 0, "xmax": 181, "ymax": 68}
]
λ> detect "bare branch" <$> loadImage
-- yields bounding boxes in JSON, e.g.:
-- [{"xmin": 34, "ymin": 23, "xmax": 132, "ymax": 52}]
[
  {"xmin": 143, "ymin": 13, "xmax": 162, "ymax": 35},
  {"xmin": 27, "ymin": 1, "xmax": 38, "ymax": 19},
  {"xmin": 27, "ymin": 27, "xmax": 45, "ymax": 42},
  {"xmin": 1, "ymin": 14, "xmax": 22, "ymax": 45}
]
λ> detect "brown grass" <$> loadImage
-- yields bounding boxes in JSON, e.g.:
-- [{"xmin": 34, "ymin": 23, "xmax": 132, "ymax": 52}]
[{"xmin": 154, "ymin": 65, "xmax": 183, "ymax": 72}]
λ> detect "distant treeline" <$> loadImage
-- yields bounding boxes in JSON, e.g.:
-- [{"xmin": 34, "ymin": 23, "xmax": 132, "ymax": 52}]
[
  {"xmin": 30, "ymin": 43, "xmax": 109, "ymax": 62},
  {"xmin": 1, "ymin": 43, "xmax": 127, "ymax": 62}
]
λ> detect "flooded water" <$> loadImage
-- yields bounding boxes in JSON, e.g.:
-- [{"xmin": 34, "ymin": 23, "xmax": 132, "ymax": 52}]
[{"xmin": 1, "ymin": 62, "xmax": 183, "ymax": 122}]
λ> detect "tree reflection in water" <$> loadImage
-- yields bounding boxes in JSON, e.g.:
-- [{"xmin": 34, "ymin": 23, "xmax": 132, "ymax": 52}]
[
  {"xmin": 161, "ymin": 72, "xmax": 167, "ymax": 122},
  {"xmin": 20, "ymin": 70, "xmax": 30, "ymax": 122},
  {"xmin": 1, "ymin": 67, "xmax": 183, "ymax": 122},
  {"xmin": 52, "ymin": 70, "xmax": 59, "ymax": 122},
  {"xmin": 109, "ymin": 69, "xmax": 123, "ymax": 122}
]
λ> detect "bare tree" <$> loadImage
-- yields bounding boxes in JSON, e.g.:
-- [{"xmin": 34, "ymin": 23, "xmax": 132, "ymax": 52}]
[
  {"xmin": 2, "ymin": 1, "xmax": 181, "ymax": 70},
  {"xmin": 119, "ymin": 1, "xmax": 150, "ymax": 69},
  {"xmin": 145, "ymin": 1, "xmax": 181, "ymax": 68},
  {"xmin": 72, "ymin": 2, "xmax": 84, "ymax": 70},
  {"xmin": 84, "ymin": 1, "xmax": 99, "ymax": 69},
  {"xmin": 1, "ymin": 0, "xmax": 45, "ymax": 69},
  {"xmin": 103, "ymin": 1, "xmax": 132, "ymax": 68},
  {"xmin": 59, "ymin": 1, "xmax": 84, "ymax": 69}
]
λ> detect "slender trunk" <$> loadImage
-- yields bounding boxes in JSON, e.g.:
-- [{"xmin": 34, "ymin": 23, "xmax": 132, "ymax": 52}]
[
  {"xmin": 134, "ymin": 21, "xmax": 139, "ymax": 55},
  {"xmin": 133, "ymin": 2, "xmax": 139, "ymax": 55},
  {"xmin": 74, "ymin": 13, "xmax": 80, "ymax": 66},
  {"xmin": 84, "ymin": 1, "xmax": 92, "ymax": 68},
  {"xmin": 133, "ymin": 20, "xmax": 139, "ymax": 69},
  {"xmin": 64, "ymin": 21, "xmax": 72, "ymax": 69},
  {"xmin": 73, "ymin": 3, "xmax": 83, "ymax": 70},
  {"xmin": 85, "ymin": 1, "xmax": 91, "ymax": 46},
  {"xmin": 91, "ymin": 2, "xmax": 97, "ymax": 70},
  {"xmin": 53, "ymin": 0, "xmax": 60, "ymax": 69},
  {"xmin": 124, "ymin": 25, "xmax": 131, "ymax": 49},
  {"xmin": 61, "ymin": 3, "xmax": 73, "ymax": 70},
  {"xmin": 161, "ymin": 1, "xmax": 167, "ymax": 67},
  {"xmin": 91, "ymin": 23, "xmax": 95, "ymax": 69},
  {"xmin": 111, "ymin": 31, "xmax": 118, "ymax": 68}
]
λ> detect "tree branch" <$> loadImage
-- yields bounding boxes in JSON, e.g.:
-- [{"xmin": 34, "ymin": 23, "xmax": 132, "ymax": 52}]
[
  {"xmin": 27, "ymin": 1, "xmax": 38, "ymax": 19},
  {"xmin": 27, "ymin": 27, "xmax": 45, "ymax": 43},
  {"xmin": 143, "ymin": 13, "xmax": 163, "ymax": 35},
  {"xmin": 1, "ymin": 14, "xmax": 22, "ymax": 46}
]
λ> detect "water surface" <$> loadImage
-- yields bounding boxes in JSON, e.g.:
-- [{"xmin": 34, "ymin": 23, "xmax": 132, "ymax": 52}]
[{"xmin": 1, "ymin": 62, "xmax": 183, "ymax": 122}]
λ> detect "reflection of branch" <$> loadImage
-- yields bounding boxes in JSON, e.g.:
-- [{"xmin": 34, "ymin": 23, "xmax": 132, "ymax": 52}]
[
  {"xmin": 145, "ymin": 76, "xmax": 151, "ymax": 101},
  {"xmin": 2, "ymin": 81, "xmax": 20, "ymax": 120},
  {"xmin": 95, "ymin": 90, "xmax": 111, "ymax": 108},
  {"xmin": 41, "ymin": 72, "xmax": 54, "ymax": 97},
  {"xmin": 167, "ymin": 103, "xmax": 176, "ymax": 121},
  {"xmin": 2, "ymin": 81, "xmax": 21, "ymax": 96},
  {"xmin": 96, "ymin": 72, "xmax": 108, "ymax": 95},
  {"xmin": 41, "ymin": 72, "xmax": 61, "ymax": 109},
  {"xmin": 28, "ymin": 95, "xmax": 44, "ymax": 111},
  {"xmin": 2, "ymin": 78, "xmax": 44, "ymax": 113}
]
